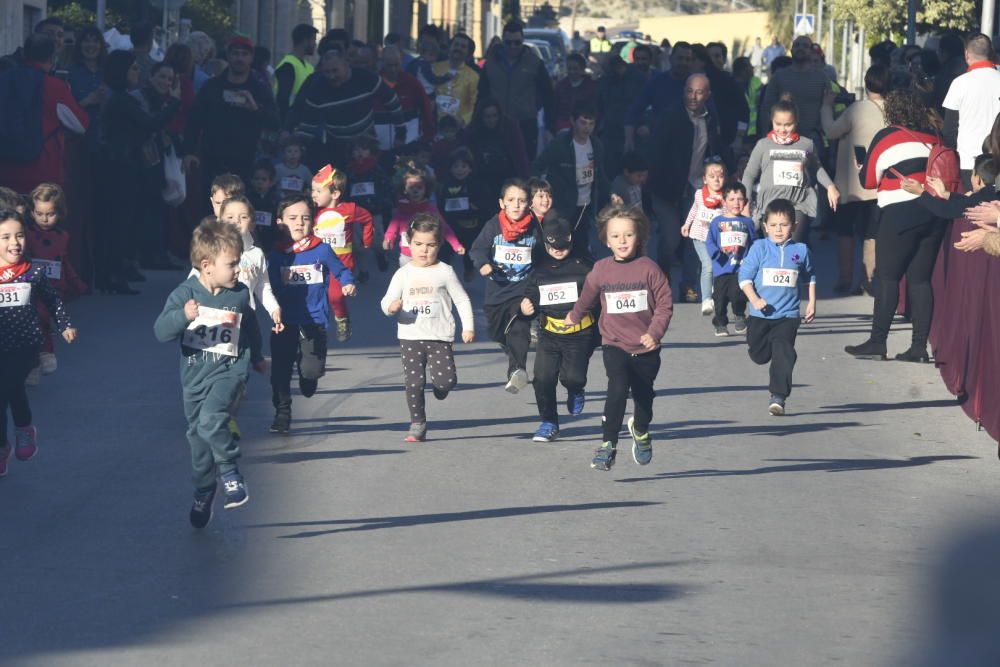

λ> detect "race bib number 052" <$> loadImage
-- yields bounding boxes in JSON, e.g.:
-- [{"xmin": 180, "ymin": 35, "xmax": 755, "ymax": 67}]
[
  {"xmin": 761, "ymin": 268, "xmax": 799, "ymax": 287},
  {"xmin": 605, "ymin": 289, "xmax": 648, "ymax": 314},
  {"xmin": 183, "ymin": 306, "xmax": 242, "ymax": 356},
  {"xmin": 538, "ymin": 281, "xmax": 578, "ymax": 305}
]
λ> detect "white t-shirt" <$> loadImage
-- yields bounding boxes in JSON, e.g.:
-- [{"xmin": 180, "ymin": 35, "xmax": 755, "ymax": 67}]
[
  {"xmin": 574, "ymin": 138, "xmax": 595, "ymax": 206},
  {"xmin": 942, "ymin": 66, "xmax": 1000, "ymax": 169}
]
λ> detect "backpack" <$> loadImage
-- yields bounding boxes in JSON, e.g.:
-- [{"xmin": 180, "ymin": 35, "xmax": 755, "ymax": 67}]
[
  {"xmin": 0, "ymin": 66, "xmax": 47, "ymax": 163},
  {"xmin": 900, "ymin": 127, "xmax": 961, "ymax": 198}
]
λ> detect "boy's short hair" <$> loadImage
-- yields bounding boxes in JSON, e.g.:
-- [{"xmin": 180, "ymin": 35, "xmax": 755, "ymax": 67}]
[
  {"xmin": 276, "ymin": 194, "xmax": 312, "ymax": 221},
  {"xmin": 722, "ymin": 182, "xmax": 747, "ymax": 199},
  {"xmin": 407, "ymin": 212, "xmax": 442, "ymax": 243},
  {"xmin": 280, "ymin": 135, "xmax": 306, "ymax": 152},
  {"xmin": 0, "ymin": 187, "xmax": 23, "ymax": 211},
  {"xmin": 351, "ymin": 134, "xmax": 380, "ymax": 155},
  {"xmin": 567, "ymin": 52, "xmax": 586, "ymax": 69},
  {"xmin": 764, "ymin": 198, "xmax": 796, "ymax": 223},
  {"xmin": 500, "ymin": 177, "xmax": 529, "ymax": 199},
  {"xmin": 571, "ymin": 100, "xmax": 597, "ymax": 121},
  {"xmin": 30, "ymin": 182, "xmax": 67, "ymax": 217},
  {"xmin": 438, "ymin": 115, "xmax": 460, "ymax": 132},
  {"xmin": 973, "ymin": 153, "xmax": 998, "ymax": 185},
  {"xmin": 252, "ymin": 159, "xmax": 276, "ymax": 180},
  {"xmin": 703, "ymin": 157, "xmax": 726, "ymax": 175},
  {"xmin": 622, "ymin": 151, "xmax": 648, "ymax": 173},
  {"xmin": 527, "ymin": 176, "xmax": 553, "ymax": 197},
  {"xmin": 211, "ymin": 173, "xmax": 246, "ymax": 198},
  {"xmin": 190, "ymin": 219, "xmax": 244, "ymax": 268},
  {"xmin": 220, "ymin": 195, "xmax": 256, "ymax": 220},
  {"xmin": 447, "ymin": 147, "xmax": 474, "ymax": 169},
  {"xmin": 596, "ymin": 204, "xmax": 650, "ymax": 248}
]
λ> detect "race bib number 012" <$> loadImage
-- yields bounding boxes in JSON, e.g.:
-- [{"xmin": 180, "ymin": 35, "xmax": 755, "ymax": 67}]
[
  {"xmin": 33, "ymin": 259, "xmax": 62, "ymax": 280},
  {"xmin": 605, "ymin": 290, "xmax": 648, "ymax": 314},
  {"xmin": 761, "ymin": 268, "xmax": 799, "ymax": 287},
  {"xmin": 494, "ymin": 245, "xmax": 532, "ymax": 265},
  {"xmin": 0, "ymin": 282, "xmax": 31, "ymax": 307},
  {"xmin": 539, "ymin": 281, "xmax": 578, "ymax": 305},
  {"xmin": 183, "ymin": 306, "xmax": 242, "ymax": 357},
  {"xmin": 282, "ymin": 264, "xmax": 324, "ymax": 286}
]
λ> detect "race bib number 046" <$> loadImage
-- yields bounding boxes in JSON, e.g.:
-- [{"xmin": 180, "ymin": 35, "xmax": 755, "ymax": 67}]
[
  {"xmin": 282, "ymin": 264, "xmax": 324, "ymax": 286},
  {"xmin": 539, "ymin": 281, "xmax": 578, "ymax": 305},
  {"xmin": 0, "ymin": 282, "xmax": 31, "ymax": 307},
  {"xmin": 183, "ymin": 306, "xmax": 242, "ymax": 357},
  {"xmin": 403, "ymin": 299, "xmax": 440, "ymax": 318},
  {"xmin": 761, "ymin": 268, "xmax": 799, "ymax": 287},
  {"xmin": 605, "ymin": 289, "xmax": 648, "ymax": 314}
]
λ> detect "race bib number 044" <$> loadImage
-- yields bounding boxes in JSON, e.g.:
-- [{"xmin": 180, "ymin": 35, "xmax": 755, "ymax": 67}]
[
  {"xmin": 761, "ymin": 267, "xmax": 799, "ymax": 287},
  {"xmin": 0, "ymin": 282, "xmax": 31, "ymax": 307},
  {"xmin": 605, "ymin": 289, "xmax": 648, "ymax": 314},
  {"xmin": 183, "ymin": 306, "xmax": 242, "ymax": 357}
]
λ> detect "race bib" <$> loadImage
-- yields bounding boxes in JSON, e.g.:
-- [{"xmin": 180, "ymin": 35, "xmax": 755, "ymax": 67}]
[
  {"xmin": 494, "ymin": 245, "xmax": 532, "ymax": 265},
  {"xmin": 320, "ymin": 228, "xmax": 348, "ymax": 248},
  {"xmin": 0, "ymin": 282, "xmax": 31, "ymax": 307},
  {"xmin": 437, "ymin": 94, "xmax": 460, "ymax": 117},
  {"xmin": 34, "ymin": 259, "xmax": 62, "ymax": 280},
  {"xmin": 282, "ymin": 264, "xmax": 324, "ymax": 286},
  {"xmin": 538, "ymin": 281, "xmax": 578, "ymax": 305},
  {"xmin": 182, "ymin": 306, "xmax": 242, "ymax": 357},
  {"xmin": 577, "ymin": 161, "xmax": 595, "ymax": 187},
  {"xmin": 720, "ymin": 231, "xmax": 749, "ymax": 248},
  {"xmin": 772, "ymin": 160, "xmax": 804, "ymax": 187},
  {"xmin": 605, "ymin": 290, "xmax": 648, "ymax": 314},
  {"xmin": 350, "ymin": 182, "xmax": 375, "ymax": 197},
  {"xmin": 403, "ymin": 298, "xmax": 440, "ymax": 318},
  {"xmin": 444, "ymin": 197, "xmax": 470, "ymax": 212},
  {"xmin": 281, "ymin": 176, "xmax": 304, "ymax": 192},
  {"xmin": 761, "ymin": 267, "xmax": 799, "ymax": 287},
  {"xmin": 399, "ymin": 232, "xmax": 410, "ymax": 249},
  {"xmin": 255, "ymin": 211, "xmax": 273, "ymax": 227},
  {"xmin": 697, "ymin": 207, "xmax": 719, "ymax": 225}
]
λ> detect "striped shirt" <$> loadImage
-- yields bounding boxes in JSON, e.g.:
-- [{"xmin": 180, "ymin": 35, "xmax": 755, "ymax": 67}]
[
  {"xmin": 860, "ymin": 126, "xmax": 937, "ymax": 207},
  {"xmin": 289, "ymin": 68, "xmax": 402, "ymax": 142}
]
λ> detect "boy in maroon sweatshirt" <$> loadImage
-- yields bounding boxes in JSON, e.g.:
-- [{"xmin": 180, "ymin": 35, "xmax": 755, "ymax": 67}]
[{"xmin": 567, "ymin": 205, "xmax": 672, "ymax": 471}]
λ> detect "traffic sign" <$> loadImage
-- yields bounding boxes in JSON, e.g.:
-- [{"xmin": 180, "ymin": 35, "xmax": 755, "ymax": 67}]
[{"xmin": 794, "ymin": 13, "xmax": 815, "ymax": 35}]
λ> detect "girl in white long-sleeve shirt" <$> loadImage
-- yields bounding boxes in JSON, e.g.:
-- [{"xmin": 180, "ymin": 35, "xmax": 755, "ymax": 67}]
[{"xmin": 381, "ymin": 214, "xmax": 475, "ymax": 442}]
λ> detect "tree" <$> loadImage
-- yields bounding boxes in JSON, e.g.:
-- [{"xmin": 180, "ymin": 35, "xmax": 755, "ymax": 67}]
[
  {"xmin": 829, "ymin": 0, "xmax": 974, "ymax": 40},
  {"xmin": 48, "ymin": 0, "xmax": 234, "ymax": 47}
]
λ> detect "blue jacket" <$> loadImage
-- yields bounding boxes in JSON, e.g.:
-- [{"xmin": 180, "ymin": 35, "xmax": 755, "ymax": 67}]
[
  {"xmin": 268, "ymin": 242, "xmax": 354, "ymax": 328},
  {"xmin": 738, "ymin": 238, "xmax": 814, "ymax": 320},
  {"xmin": 706, "ymin": 215, "xmax": 757, "ymax": 276}
]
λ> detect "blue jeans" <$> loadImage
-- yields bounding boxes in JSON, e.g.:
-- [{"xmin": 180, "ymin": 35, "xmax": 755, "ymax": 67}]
[{"xmin": 686, "ymin": 238, "xmax": 713, "ymax": 301}]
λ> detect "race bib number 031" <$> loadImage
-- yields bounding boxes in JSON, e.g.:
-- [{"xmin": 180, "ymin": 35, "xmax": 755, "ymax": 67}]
[
  {"xmin": 494, "ymin": 245, "xmax": 532, "ymax": 265},
  {"xmin": 282, "ymin": 264, "xmax": 324, "ymax": 286},
  {"xmin": 539, "ymin": 281, "xmax": 578, "ymax": 305},
  {"xmin": 605, "ymin": 289, "xmax": 648, "ymax": 314},
  {"xmin": 0, "ymin": 282, "xmax": 31, "ymax": 307},
  {"xmin": 33, "ymin": 259, "xmax": 62, "ymax": 280},
  {"xmin": 761, "ymin": 268, "xmax": 799, "ymax": 287},
  {"xmin": 183, "ymin": 306, "xmax": 242, "ymax": 357}
]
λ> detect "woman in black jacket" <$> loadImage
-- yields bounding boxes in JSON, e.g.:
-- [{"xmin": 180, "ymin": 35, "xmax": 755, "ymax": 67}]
[
  {"xmin": 465, "ymin": 99, "xmax": 530, "ymax": 223},
  {"xmin": 95, "ymin": 50, "xmax": 179, "ymax": 294}
]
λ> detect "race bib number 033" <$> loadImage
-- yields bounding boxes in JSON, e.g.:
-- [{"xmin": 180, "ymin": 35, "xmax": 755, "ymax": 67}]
[
  {"xmin": 0, "ymin": 282, "xmax": 31, "ymax": 307},
  {"xmin": 761, "ymin": 268, "xmax": 799, "ymax": 287},
  {"xmin": 539, "ymin": 281, "xmax": 578, "ymax": 305},
  {"xmin": 183, "ymin": 306, "xmax": 242, "ymax": 357},
  {"xmin": 282, "ymin": 264, "xmax": 324, "ymax": 286},
  {"xmin": 605, "ymin": 289, "xmax": 648, "ymax": 314},
  {"xmin": 494, "ymin": 245, "xmax": 532, "ymax": 265}
]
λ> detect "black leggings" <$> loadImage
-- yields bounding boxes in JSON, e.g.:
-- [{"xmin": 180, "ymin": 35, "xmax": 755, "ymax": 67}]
[
  {"xmin": 1, "ymin": 351, "xmax": 36, "ymax": 438},
  {"xmin": 746, "ymin": 316, "xmax": 800, "ymax": 398},
  {"xmin": 602, "ymin": 345, "xmax": 661, "ymax": 444},
  {"xmin": 533, "ymin": 330, "xmax": 595, "ymax": 424},
  {"xmin": 870, "ymin": 202, "xmax": 944, "ymax": 349},
  {"xmin": 270, "ymin": 324, "xmax": 328, "ymax": 413}
]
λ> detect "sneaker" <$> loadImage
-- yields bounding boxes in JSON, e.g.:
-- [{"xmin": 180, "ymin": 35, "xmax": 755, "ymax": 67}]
[
  {"xmin": 39, "ymin": 352, "xmax": 57, "ymax": 374},
  {"xmin": 25, "ymin": 365, "xmax": 41, "ymax": 387},
  {"xmin": 591, "ymin": 442, "xmax": 617, "ymax": 471},
  {"xmin": 269, "ymin": 412, "xmax": 290, "ymax": 434},
  {"xmin": 432, "ymin": 386, "xmax": 450, "ymax": 400},
  {"xmin": 0, "ymin": 442, "xmax": 10, "ymax": 477},
  {"xmin": 227, "ymin": 418, "xmax": 242, "ymax": 442},
  {"xmin": 628, "ymin": 417, "xmax": 652, "ymax": 465},
  {"xmin": 768, "ymin": 394, "xmax": 786, "ymax": 416},
  {"xmin": 299, "ymin": 377, "xmax": 318, "ymax": 398},
  {"xmin": 682, "ymin": 286, "xmax": 699, "ymax": 303},
  {"xmin": 14, "ymin": 426, "xmax": 37, "ymax": 461},
  {"xmin": 714, "ymin": 325, "xmax": 729, "ymax": 337},
  {"xmin": 733, "ymin": 317, "xmax": 748, "ymax": 334},
  {"xmin": 405, "ymin": 422, "xmax": 427, "ymax": 442},
  {"xmin": 189, "ymin": 484, "xmax": 216, "ymax": 529},
  {"xmin": 505, "ymin": 368, "xmax": 529, "ymax": 394},
  {"xmin": 566, "ymin": 389, "xmax": 586, "ymax": 415},
  {"xmin": 701, "ymin": 299, "xmax": 714, "ymax": 316},
  {"xmin": 220, "ymin": 470, "xmax": 249, "ymax": 509},
  {"xmin": 532, "ymin": 421, "xmax": 559, "ymax": 442},
  {"xmin": 335, "ymin": 315, "xmax": 352, "ymax": 343}
]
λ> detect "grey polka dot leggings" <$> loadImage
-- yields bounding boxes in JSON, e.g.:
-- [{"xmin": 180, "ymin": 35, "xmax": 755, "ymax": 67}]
[{"xmin": 400, "ymin": 340, "xmax": 457, "ymax": 424}]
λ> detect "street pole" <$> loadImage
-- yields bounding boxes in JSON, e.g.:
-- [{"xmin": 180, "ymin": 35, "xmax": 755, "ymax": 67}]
[
  {"xmin": 96, "ymin": 0, "xmax": 106, "ymax": 30},
  {"xmin": 817, "ymin": 0, "xmax": 823, "ymax": 44},
  {"xmin": 907, "ymin": 0, "xmax": 916, "ymax": 44},
  {"xmin": 982, "ymin": 0, "xmax": 996, "ymax": 38}
]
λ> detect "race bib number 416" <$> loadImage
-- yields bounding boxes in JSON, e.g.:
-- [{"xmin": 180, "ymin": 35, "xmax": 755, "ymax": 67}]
[
  {"xmin": 183, "ymin": 306, "xmax": 242, "ymax": 357},
  {"xmin": 0, "ymin": 282, "xmax": 31, "ymax": 307},
  {"xmin": 761, "ymin": 268, "xmax": 799, "ymax": 287},
  {"xmin": 605, "ymin": 290, "xmax": 648, "ymax": 314}
]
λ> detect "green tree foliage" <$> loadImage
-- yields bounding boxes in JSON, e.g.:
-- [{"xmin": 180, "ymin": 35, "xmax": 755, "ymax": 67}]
[
  {"xmin": 828, "ymin": 0, "xmax": 974, "ymax": 39},
  {"xmin": 49, "ymin": 0, "xmax": 233, "ymax": 46},
  {"xmin": 756, "ymin": 0, "xmax": 795, "ymax": 45}
]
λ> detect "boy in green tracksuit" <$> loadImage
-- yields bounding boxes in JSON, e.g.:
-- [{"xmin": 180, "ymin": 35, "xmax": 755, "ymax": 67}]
[{"xmin": 154, "ymin": 220, "xmax": 266, "ymax": 529}]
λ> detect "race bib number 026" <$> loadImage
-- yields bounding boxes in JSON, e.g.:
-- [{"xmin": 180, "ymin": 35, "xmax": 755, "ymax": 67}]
[
  {"xmin": 494, "ymin": 245, "xmax": 532, "ymax": 265},
  {"xmin": 282, "ymin": 264, "xmax": 324, "ymax": 286},
  {"xmin": 0, "ymin": 282, "xmax": 31, "ymax": 307},
  {"xmin": 605, "ymin": 290, "xmax": 648, "ymax": 314},
  {"xmin": 761, "ymin": 268, "xmax": 799, "ymax": 287},
  {"xmin": 539, "ymin": 281, "xmax": 578, "ymax": 305},
  {"xmin": 183, "ymin": 306, "xmax": 242, "ymax": 357}
]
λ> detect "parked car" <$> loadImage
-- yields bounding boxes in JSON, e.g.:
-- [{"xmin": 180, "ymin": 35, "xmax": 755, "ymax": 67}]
[
  {"xmin": 525, "ymin": 28, "xmax": 569, "ymax": 78},
  {"xmin": 526, "ymin": 39, "xmax": 560, "ymax": 79}
]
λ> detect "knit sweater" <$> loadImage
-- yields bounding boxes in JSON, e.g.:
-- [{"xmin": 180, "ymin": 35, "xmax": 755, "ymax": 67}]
[
  {"xmin": 0, "ymin": 263, "xmax": 72, "ymax": 352},
  {"xmin": 380, "ymin": 262, "xmax": 474, "ymax": 341},
  {"xmin": 705, "ymin": 215, "xmax": 758, "ymax": 276}
]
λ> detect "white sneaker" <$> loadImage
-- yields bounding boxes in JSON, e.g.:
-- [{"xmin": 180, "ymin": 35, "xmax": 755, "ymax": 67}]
[
  {"xmin": 39, "ymin": 353, "xmax": 57, "ymax": 374},
  {"xmin": 701, "ymin": 299, "xmax": 714, "ymax": 316},
  {"xmin": 25, "ymin": 365, "xmax": 41, "ymax": 386},
  {"xmin": 505, "ymin": 368, "xmax": 529, "ymax": 394}
]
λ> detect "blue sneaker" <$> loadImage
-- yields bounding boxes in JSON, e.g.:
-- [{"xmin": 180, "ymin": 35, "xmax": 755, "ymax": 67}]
[
  {"xmin": 566, "ymin": 390, "xmax": 586, "ymax": 415},
  {"xmin": 628, "ymin": 417, "xmax": 652, "ymax": 465},
  {"xmin": 220, "ymin": 470, "xmax": 249, "ymax": 509},
  {"xmin": 532, "ymin": 421, "xmax": 559, "ymax": 442},
  {"xmin": 768, "ymin": 394, "xmax": 786, "ymax": 416},
  {"xmin": 189, "ymin": 484, "xmax": 216, "ymax": 528},
  {"xmin": 591, "ymin": 442, "xmax": 617, "ymax": 471}
]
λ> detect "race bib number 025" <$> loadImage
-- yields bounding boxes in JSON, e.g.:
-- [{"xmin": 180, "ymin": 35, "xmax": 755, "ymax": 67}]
[
  {"xmin": 605, "ymin": 289, "xmax": 648, "ymax": 314},
  {"xmin": 282, "ymin": 264, "xmax": 324, "ymax": 286},
  {"xmin": 183, "ymin": 306, "xmax": 242, "ymax": 357},
  {"xmin": 761, "ymin": 268, "xmax": 799, "ymax": 287},
  {"xmin": 0, "ymin": 282, "xmax": 31, "ymax": 307},
  {"xmin": 539, "ymin": 281, "xmax": 578, "ymax": 305}
]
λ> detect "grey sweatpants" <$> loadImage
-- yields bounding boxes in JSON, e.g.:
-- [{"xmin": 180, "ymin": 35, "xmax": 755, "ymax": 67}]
[{"xmin": 184, "ymin": 376, "xmax": 244, "ymax": 491}]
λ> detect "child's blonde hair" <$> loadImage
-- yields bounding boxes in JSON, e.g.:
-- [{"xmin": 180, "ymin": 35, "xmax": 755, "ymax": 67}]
[
  {"xmin": 596, "ymin": 203, "xmax": 651, "ymax": 249},
  {"xmin": 30, "ymin": 183, "xmax": 67, "ymax": 218},
  {"xmin": 190, "ymin": 219, "xmax": 244, "ymax": 268}
]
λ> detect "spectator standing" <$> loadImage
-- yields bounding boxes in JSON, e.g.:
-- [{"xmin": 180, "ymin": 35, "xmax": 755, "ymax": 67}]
[
  {"xmin": 377, "ymin": 46, "xmax": 435, "ymax": 155},
  {"xmin": 624, "ymin": 41, "xmax": 692, "ymax": 152},
  {"xmin": 932, "ymin": 33, "xmax": 966, "ymax": 109},
  {"xmin": 571, "ymin": 31, "xmax": 587, "ymax": 54},
  {"xmin": 942, "ymin": 33, "xmax": 1000, "ymax": 188},
  {"xmin": 273, "ymin": 23, "xmax": 318, "ymax": 125},
  {"xmin": 552, "ymin": 53, "xmax": 599, "ymax": 133},
  {"xmin": 163, "ymin": 42, "xmax": 196, "ymax": 137},
  {"xmin": 466, "ymin": 99, "xmax": 530, "ymax": 219},
  {"xmin": 599, "ymin": 55, "xmax": 647, "ymax": 177},
  {"xmin": 131, "ymin": 24, "xmax": 156, "ymax": 88},
  {"xmin": 761, "ymin": 35, "xmax": 830, "ymax": 144},
  {"xmin": 67, "ymin": 25, "xmax": 108, "ymax": 143},
  {"xmin": 761, "ymin": 36, "xmax": 786, "ymax": 78},
  {"xmin": 746, "ymin": 37, "xmax": 764, "ymax": 76},
  {"xmin": 432, "ymin": 33, "xmax": 479, "ymax": 127},
  {"xmin": 691, "ymin": 43, "xmax": 749, "ymax": 152}
]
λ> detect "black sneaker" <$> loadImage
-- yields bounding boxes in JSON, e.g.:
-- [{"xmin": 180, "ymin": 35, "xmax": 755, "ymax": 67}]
[
  {"xmin": 433, "ymin": 386, "xmax": 450, "ymax": 400},
  {"xmin": 357, "ymin": 270, "xmax": 370, "ymax": 285},
  {"xmin": 733, "ymin": 317, "xmax": 748, "ymax": 334},
  {"xmin": 591, "ymin": 442, "xmax": 617, "ymax": 471},
  {"xmin": 269, "ymin": 412, "xmax": 290, "ymax": 434},
  {"xmin": 714, "ymin": 325, "xmax": 729, "ymax": 337},
  {"xmin": 844, "ymin": 340, "xmax": 887, "ymax": 360},
  {"xmin": 189, "ymin": 484, "xmax": 216, "ymax": 529},
  {"xmin": 220, "ymin": 470, "xmax": 249, "ymax": 509},
  {"xmin": 299, "ymin": 377, "xmax": 318, "ymax": 397}
]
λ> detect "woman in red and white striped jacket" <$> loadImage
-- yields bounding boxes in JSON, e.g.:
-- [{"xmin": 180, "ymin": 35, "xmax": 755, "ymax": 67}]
[{"xmin": 846, "ymin": 89, "xmax": 945, "ymax": 363}]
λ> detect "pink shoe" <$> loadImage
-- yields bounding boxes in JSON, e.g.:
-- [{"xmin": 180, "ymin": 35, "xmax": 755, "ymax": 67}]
[
  {"xmin": 0, "ymin": 442, "xmax": 10, "ymax": 477},
  {"xmin": 14, "ymin": 426, "xmax": 37, "ymax": 461}
]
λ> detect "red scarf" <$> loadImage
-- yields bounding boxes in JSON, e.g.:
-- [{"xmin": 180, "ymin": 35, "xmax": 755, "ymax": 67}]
[
  {"xmin": 349, "ymin": 155, "xmax": 378, "ymax": 175},
  {"xmin": 278, "ymin": 235, "xmax": 323, "ymax": 254},
  {"xmin": 768, "ymin": 130, "xmax": 800, "ymax": 145},
  {"xmin": 0, "ymin": 261, "xmax": 30, "ymax": 283},
  {"xmin": 702, "ymin": 187, "xmax": 724, "ymax": 209},
  {"xmin": 498, "ymin": 210, "xmax": 534, "ymax": 242},
  {"xmin": 968, "ymin": 60, "xmax": 995, "ymax": 72}
]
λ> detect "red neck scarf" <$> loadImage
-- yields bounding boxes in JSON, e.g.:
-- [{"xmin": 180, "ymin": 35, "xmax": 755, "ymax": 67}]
[
  {"xmin": 278, "ymin": 235, "xmax": 323, "ymax": 254},
  {"xmin": 702, "ymin": 187, "xmax": 724, "ymax": 209},
  {"xmin": 498, "ymin": 210, "xmax": 534, "ymax": 242},
  {"xmin": 768, "ymin": 130, "xmax": 800, "ymax": 145},
  {"xmin": 0, "ymin": 262, "xmax": 30, "ymax": 283},
  {"xmin": 349, "ymin": 155, "xmax": 378, "ymax": 174},
  {"xmin": 968, "ymin": 60, "xmax": 995, "ymax": 72}
]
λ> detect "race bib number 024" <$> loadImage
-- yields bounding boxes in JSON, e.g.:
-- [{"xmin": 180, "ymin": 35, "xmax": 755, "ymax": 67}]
[
  {"xmin": 183, "ymin": 306, "xmax": 242, "ymax": 356},
  {"xmin": 605, "ymin": 289, "xmax": 648, "ymax": 314},
  {"xmin": 539, "ymin": 281, "xmax": 578, "ymax": 305},
  {"xmin": 0, "ymin": 282, "xmax": 31, "ymax": 307},
  {"xmin": 761, "ymin": 268, "xmax": 799, "ymax": 287},
  {"xmin": 282, "ymin": 264, "xmax": 324, "ymax": 286}
]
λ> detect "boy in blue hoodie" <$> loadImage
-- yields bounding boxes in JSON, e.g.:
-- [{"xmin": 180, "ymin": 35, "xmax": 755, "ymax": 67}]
[
  {"xmin": 267, "ymin": 195, "xmax": 356, "ymax": 434},
  {"xmin": 706, "ymin": 182, "xmax": 757, "ymax": 337},
  {"xmin": 738, "ymin": 198, "xmax": 815, "ymax": 416},
  {"xmin": 154, "ymin": 220, "xmax": 265, "ymax": 527}
]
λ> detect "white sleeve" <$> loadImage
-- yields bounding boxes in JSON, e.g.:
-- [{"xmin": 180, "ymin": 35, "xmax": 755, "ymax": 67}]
[
  {"xmin": 941, "ymin": 75, "xmax": 964, "ymax": 111},
  {"xmin": 56, "ymin": 103, "xmax": 87, "ymax": 134},
  {"xmin": 380, "ymin": 266, "xmax": 405, "ymax": 315},
  {"xmin": 444, "ymin": 265, "xmax": 475, "ymax": 333},
  {"xmin": 256, "ymin": 255, "xmax": 281, "ymax": 315}
]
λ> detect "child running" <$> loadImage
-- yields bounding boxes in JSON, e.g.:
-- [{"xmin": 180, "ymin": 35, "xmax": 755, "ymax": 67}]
[
  {"xmin": 680, "ymin": 158, "xmax": 727, "ymax": 316},
  {"xmin": 566, "ymin": 204, "xmax": 672, "ymax": 471},
  {"xmin": 380, "ymin": 214, "xmax": 475, "ymax": 442},
  {"xmin": 383, "ymin": 165, "xmax": 464, "ymax": 266},
  {"xmin": 311, "ymin": 164, "xmax": 375, "ymax": 342},
  {"xmin": 0, "ymin": 211, "xmax": 77, "ymax": 477},
  {"xmin": 705, "ymin": 182, "xmax": 757, "ymax": 336},
  {"xmin": 268, "ymin": 195, "xmax": 356, "ymax": 434},
  {"xmin": 520, "ymin": 214, "xmax": 597, "ymax": 442},
  {"xmin": 209, "ymin": 174, "xmax": 246, "ymax": 218},
  {"xmin": 438, "ymin": 148, "xmax": 482, "ymax": 282},
  {"xmin": 471, "ymin": 178, "xmax": 538, "ymax": 393},
  {"xmin": 248, "ymin": 160, "xmax": 280, "ymax": 250},
  {"xmin": 154, "ymin": 220, "xmax": 264, "ymax": 526},
  {"xmin": 738, "ymin": 198, "xmax": 816, "ymax": 416}
]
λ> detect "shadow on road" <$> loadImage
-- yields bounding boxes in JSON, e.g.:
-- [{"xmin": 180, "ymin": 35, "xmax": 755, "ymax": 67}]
[
  {"xmin": 653, "ymin": 420, "xmax": 868, "ymax": 440},
  {"xmin": 794, "ymin": 399, "xmax": 958, "ymax": 416},
  {"xmin": 244, "ymin": 449, "xmax": 407, "ymax": 464}
]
